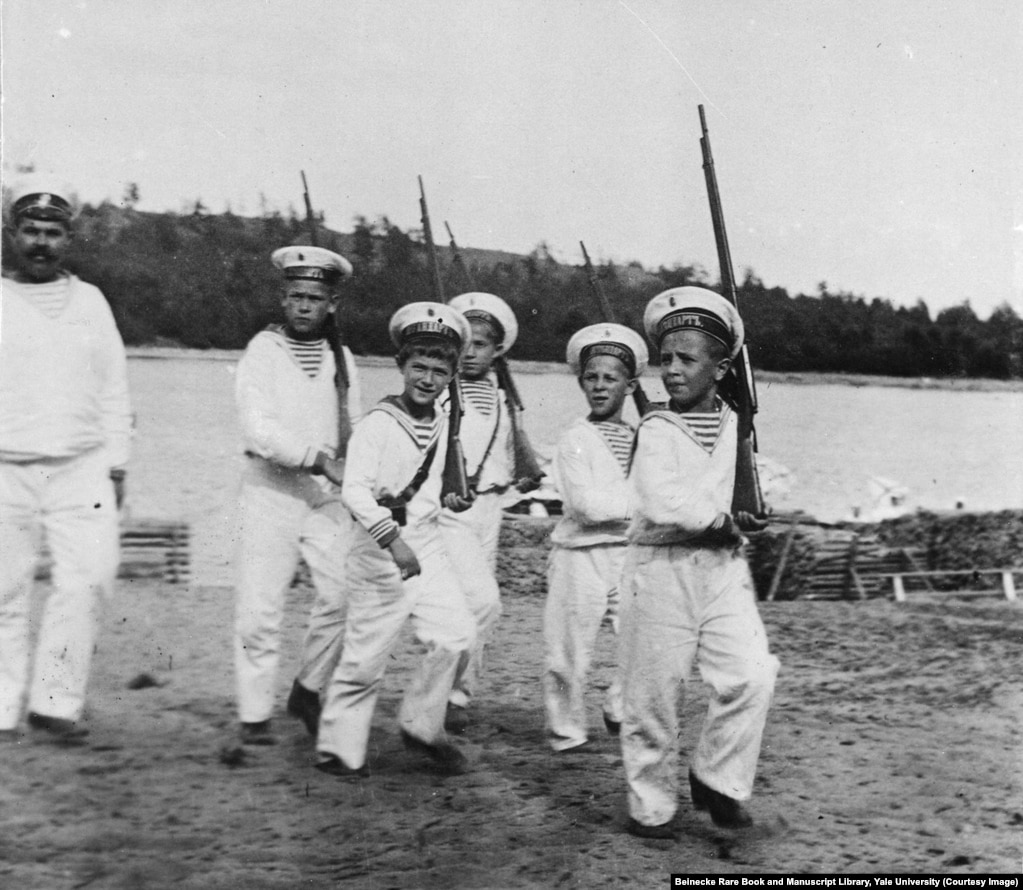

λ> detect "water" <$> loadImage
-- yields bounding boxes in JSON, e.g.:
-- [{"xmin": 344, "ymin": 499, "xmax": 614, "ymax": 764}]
[{"xmin": 126, "ymin": 355, "xmax": 1023, "ymax": 585}]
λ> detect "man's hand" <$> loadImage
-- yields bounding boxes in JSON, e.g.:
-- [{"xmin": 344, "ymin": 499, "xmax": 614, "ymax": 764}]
[
  {"xmin": 734, "ymin": 511, "xmax": 769, "ymax": 533},
  {"xmin": 387, "ymin": 537, "xmax": 421, "ymax": 581},
  {"xmin": 443, "ymin": 492, "xmax": 474, "ymax": 512}
]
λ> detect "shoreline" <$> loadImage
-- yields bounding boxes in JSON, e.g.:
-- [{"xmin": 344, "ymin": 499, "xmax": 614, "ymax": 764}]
[{"xmin": 126, "ymin": 346, "xmax": 1023, "ymax": 393}]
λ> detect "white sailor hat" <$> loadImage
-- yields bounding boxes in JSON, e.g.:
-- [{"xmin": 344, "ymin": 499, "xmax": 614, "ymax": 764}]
[
  {"xmin": 9, "ymin": 175, "xmax": 75, "ymax": 224},
  {"xmin": 643, "ymin": 286, "xmax": 744, "ymax": 359},
  {"xmin": 566, "ymin": 323, "xmax": 649, "ymax": 378},
  {"xmin": 388, "ymin": 301, "xmax": 471, "ymax": 352},
  {"xmin": 448, "ymin": 292, "xmax": 518, "ymax": 354},
  {"xmin": 271, "ymin": 245, "xmax": 353, "ymax": 282}
]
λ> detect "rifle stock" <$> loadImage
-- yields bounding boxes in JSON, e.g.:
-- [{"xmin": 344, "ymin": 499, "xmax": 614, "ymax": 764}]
[
  {"xmin": 446, "ymin": 221, "xmax": 544, "ymax": 492},
  {"xmin": 418, "ymin": 177, "xmax": 471, "ymax": 501},
  {"xmin": 697, "ymin": 106, "xmax": 766, "ymax": 518},
  {"xmin": 579, "ymin": 241, "xmax": 651, "ymax": 416}
]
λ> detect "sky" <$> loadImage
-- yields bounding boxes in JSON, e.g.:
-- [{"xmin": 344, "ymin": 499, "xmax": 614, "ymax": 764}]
[{"xmin": 2, "ymin": 0, "xmax": 1020, "ymax": 318}]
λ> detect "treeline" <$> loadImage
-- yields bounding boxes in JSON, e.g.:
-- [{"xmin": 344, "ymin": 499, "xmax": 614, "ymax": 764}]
[{"xmin": 9, "ymin": 202, "xmax": 1021, "ymax": 378}]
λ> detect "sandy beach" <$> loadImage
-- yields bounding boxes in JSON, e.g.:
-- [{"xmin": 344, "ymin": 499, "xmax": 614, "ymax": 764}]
[{"xmin": 1, "ymin": 523, "xmax": 1020, "ymax": 889}]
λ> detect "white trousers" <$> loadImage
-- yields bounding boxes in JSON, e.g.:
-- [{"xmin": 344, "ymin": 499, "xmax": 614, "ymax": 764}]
[
  {"xmin": 620, "ymin": 544, "xmax": 779, "ymax": 827},
  {"xmin": 234, "ymin": 458, "xmax": 352, "ymax": 723},
  {"xmin": 542, "ymin": 544, "xmax": 626, "ymax": 751},
  {"xmin": 0, "ymin": 448, "xmax": 119, "ymax": 728},
  {"xmin": 317, "ymin": 523, "xmax": 475, "ymax": 770},
  {"xmin": 438, "ymin": 491, "xmax": 502, "ymax": 708}
]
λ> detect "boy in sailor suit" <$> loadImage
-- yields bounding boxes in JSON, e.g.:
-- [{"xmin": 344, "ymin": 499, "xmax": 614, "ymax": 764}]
[
  {"xmin": 233, "ymin": 246, "xmax": 362, "ymax": 745},
  {"xmin": 439, "ymin": 292, "xmax": 520, "ymax": 731},
  {"xmin": 543, "ymin": 323, "xmax": 648, "ymax": 753},
  {"xmin": 316, "ymin": 302, "xmax": 476, "ymax": 778},
  {"xmin": 621, "ymin": 287, "xmax": 778, "ymax": 838}
]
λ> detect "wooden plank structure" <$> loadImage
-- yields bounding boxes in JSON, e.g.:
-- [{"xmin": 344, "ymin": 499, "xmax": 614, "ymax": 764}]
[
  {"xmin": 879, "ymin": 568, "xmax": 1019, "ymax": 603},
  {"xmin": 35, "ymin": 519, "xmax": 191, "ymax": 584}
]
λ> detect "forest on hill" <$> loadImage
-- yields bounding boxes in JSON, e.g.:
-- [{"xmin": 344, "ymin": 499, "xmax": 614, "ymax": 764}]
[{"xmin": 5, "ymin": 200, "xmax": 1021, "ymax": 379}]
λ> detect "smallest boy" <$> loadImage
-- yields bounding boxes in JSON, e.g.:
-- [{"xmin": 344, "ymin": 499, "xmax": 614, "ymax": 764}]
[
  {"xmin": 620, "ymin": 287, "xmax": 778, "ymax": 839},
  {"xmin": 543, "ymin": 323, "xmax": 648, "ymax": 753},
  {"xmin": 316, "ymin": 302, "xmax": 476, "ymax": 778}
]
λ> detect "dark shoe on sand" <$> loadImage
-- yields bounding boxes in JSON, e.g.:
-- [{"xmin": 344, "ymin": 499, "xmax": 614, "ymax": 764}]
[
  {"xmin": 239, "ymin": 720, "xmax": 277, "ymax": 746},
  {"xmin": 443, "ymin": 703, "xmax": 469, "ymax": 734},
  {"xmin": 286, "ymin": 680, "xmax": 321, "ymax": 736},
  {"xmin": 27, "ymin": 712, "xmax": 88, "ymax": 745},
  {"xmin": 314, "ymin": 755, "xmax": 369, "ymax": 780},
  {"xmin": 400, "ymin": 731, "xmax": 467, "ymax": 775},
  {"xmin": 626, "ymin": 817, "xmax": 678, "ymax": 840},
  {"xmin": 689, "ymin": 770, "xmax": 754, "ymax": 829}
]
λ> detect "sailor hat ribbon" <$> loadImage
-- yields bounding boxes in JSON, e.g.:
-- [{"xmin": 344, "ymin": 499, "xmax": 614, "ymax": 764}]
[
  {"xmin": 642, "ymin": 286, "xmax": 744, "ymax": 359},
  {"xmin": 448, "ymin": 292, "xmax": 518, "ymax": 354},
  {"xmin": 566, "ymin": 323, "xmax": 649, "ymax": 378},
  {"xmin": 271, "ymin": 245, "xmax": 353, "ymax": 281},
  {"xmin": 389, "ymin": 301, "xmax": 471, "ymax": 352},
  {"xmin": 9, "ymin": 176, "xmax": 74, "ymax": 224}
]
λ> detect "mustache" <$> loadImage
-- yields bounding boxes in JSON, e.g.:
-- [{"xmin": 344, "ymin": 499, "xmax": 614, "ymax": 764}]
[{"xmin": 27, "ymin": 249, "xmax": 54, "ymax": 260}]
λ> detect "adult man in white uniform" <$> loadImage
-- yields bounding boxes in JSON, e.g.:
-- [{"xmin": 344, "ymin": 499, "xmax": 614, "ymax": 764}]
[
  {"xmin": 233, "ymin": 245, "xmax": 361, "ymax": 745},
  {"xmin": 0, "ymin": 177, "xmax": 132, "ymax": 743}
]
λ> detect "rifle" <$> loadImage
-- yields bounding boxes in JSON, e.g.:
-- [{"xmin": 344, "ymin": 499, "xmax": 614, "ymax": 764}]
[
  {"xmin": 418, "ymin": 176, "xmax": 471, "ymax": 501},
  {"xmin": 445, "ymin": 221, "xmax": 544, "ymax": 493},
  {"xmin": 300, "ymin": 170, "xmax": 319, "ymax": 247},
  {"xmin": 697, "ymin": 105, "xmax": 766, "ymax": 518},
  {"xmin": 579, "ymin": 240, "xmax": 651, "ymax": 417},
  {"xmin": 299, "ymin": 171, "xmax": 352, "ymax": 451}
]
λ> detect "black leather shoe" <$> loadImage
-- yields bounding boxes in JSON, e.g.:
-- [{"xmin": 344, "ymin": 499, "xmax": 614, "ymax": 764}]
[
  {"xmin": 314, "ymin": 755, "xmax": 369, "ymax": 780},
  {"xmin": 400, "ymin": 730, "xmax": 467, "ymax": 775},
  {"xmin": 286, "ymin": 680, "xmax": 321, "ymax": 736},
  {"xmin": 27, "ymin": 712, "xmax": 88, "ymax": 745},
  {"xmin": 239, "ymin": 720, "xmax": 276, "ymax": 746},
  {"xmin": 602, "ymin": 714, "xmax": 621, "ymax": 736},
  {"xmin": 689, "ymin": 770, "xmax": 753, "ymax": 829},
  {"xmin": 626, "ymin": 817, "xmax": 678, "ymax": 840},
  {"xmin": 443, "ymin": 703, "xmax": 469, "ymax": 734}
]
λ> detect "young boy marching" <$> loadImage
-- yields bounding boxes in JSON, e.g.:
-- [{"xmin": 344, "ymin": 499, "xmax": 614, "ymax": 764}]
[
  {"xmin": 316, "ymin": 302, "xmax": 476, "ymax": 778},
  {"xmin": 233, "ymin": 246, "xmax": 361, "ymax": 745},
  {"xmin": 438, "ymin": 292, "xmax": 521, "ymax": 731},
  {"xmin": 542, "ymin": 323, "xmax": 648, "ymax": 753},
  {"xmin": 620, "ymin": 287, "xmax": 778, "ymax": 838}
]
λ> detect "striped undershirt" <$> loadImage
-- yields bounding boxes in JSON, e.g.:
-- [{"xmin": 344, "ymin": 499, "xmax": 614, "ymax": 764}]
[
  {"xmin": 680, "ymin": 412, "xmax": 722, "ymax": 451},
  {"xmin": 13, "ymin": 276, "xmax": 71, "ymax": 318},
  {"xmin": 284, "ymin": 336, "xmax": 325, "ymax": 378},
  {"xmin": 411, "ymin": 415, "xmax": 440, "ymax": 451},
  {"xmin": 590, "ymin": 420, "xmax": 635, "ymax": 474},
  {"xmin": 460, "ymin": 377, "xmax": 498, "ymax": 416}
]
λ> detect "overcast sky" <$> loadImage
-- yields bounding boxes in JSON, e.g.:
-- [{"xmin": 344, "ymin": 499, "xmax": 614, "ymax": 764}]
[{"xmin": 3, "ymin": 0, "xmax": 1019, "ymax": 318}]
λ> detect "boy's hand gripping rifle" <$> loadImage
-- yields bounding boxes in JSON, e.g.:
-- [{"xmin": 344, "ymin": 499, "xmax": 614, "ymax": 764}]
[
  {"xmin": 697, "ymin": 106, "xmax": 766, "ymax": 518},
  {"xmin": 418, "ymin": 176, "xmax": 471, "ymax": 501},
  {"xmin": 444, "ymin": 221, "xmax": 544, "ymax": 493},
  {"xmin": 579, "ymin": 241, "xmax": 651, "ymax": 417}
]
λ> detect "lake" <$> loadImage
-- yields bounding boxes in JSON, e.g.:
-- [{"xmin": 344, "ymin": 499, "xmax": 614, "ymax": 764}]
[{"xmin": 125, "ymin": 354, "xmax": 1023, "ymax": 585}]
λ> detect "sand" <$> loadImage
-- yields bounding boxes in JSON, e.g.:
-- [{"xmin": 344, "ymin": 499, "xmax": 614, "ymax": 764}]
[{"xmin": 1, "ymin": 540, "xmax": 1021, "ymax": 888}]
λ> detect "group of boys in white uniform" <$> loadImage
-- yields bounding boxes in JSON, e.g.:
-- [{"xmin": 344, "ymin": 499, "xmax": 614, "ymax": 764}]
[
  {"xmin": 233, "ymin": 240, "xmax": 778, "ymax": 835},
  {"xmin": 1, "ymin": 176, "xmax": 778, "ymax": 838}
]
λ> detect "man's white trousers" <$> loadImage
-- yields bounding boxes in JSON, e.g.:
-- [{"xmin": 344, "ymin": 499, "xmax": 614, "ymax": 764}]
[
  {"xmin": 234, "ymin": 458, "xmax": 351, "ymax": 723},
  {"xmin": 543, "ymin": 543, "xmax": 625, "ymax": 751},
  {"xmin": 620, "ymin": 544, "xmax": 779, "ymax": 827},
  {"xmin": 438, "ymin": 491, "xmax": 502, "ymax": 709},
  {"xmin": 0, "ymin": 448, "xmax": 118, "ymax": 728},
  {"xmin": 317, "ymin": 524, "xmax": 475, "ymax": 770}
]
